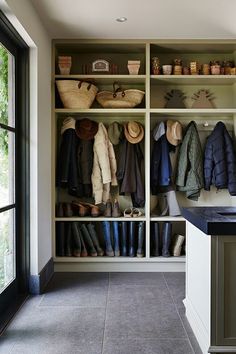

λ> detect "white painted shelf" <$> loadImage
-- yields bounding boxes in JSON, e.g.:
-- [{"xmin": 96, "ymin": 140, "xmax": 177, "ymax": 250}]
[
  {"xmin": 150, "ymin": 216, "xmax": 186, "ymax": 222},
  {"xmin": 55, "ymin": 217, "xmax": 146, "ymax": 222},
  {"xmin": 55, "ymin": 74, "xmax": 146, "ymax": 84},
  {"xmin": 150, "ymin": 108, "xmax": 236, "ymax": 116},
  {"xmin": 53, "ymin": 256, "xmax": 186, "ymax": 263},
  {"xmin": 151, "ymin": 75, "xmax": 236, "ymax": 85},
  {"xmin": 54, "ymin": 108, "xmax": 146, "ymax": 115}
]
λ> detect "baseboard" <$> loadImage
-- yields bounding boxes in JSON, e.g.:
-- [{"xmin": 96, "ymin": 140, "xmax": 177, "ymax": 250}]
[
  {"xmin": 184, "ymin": 297, "xmax": 210, "ymax": 354},
  {"xmin": 208, "ymin": 346, "xmax": 236, "ymax": 353},
  {"xmin": 29, "ymin": 257, "xmax": 54, "ymax": 294},
  {"xmin": 54, "ymin": 261, "xmax": 186, "ymax": 272}
]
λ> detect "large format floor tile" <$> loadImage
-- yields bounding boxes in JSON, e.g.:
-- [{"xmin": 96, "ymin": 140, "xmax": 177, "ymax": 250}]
[
  {"xmin": 109, "ymin": 272, "xmax": 165, "ymax": 287},
  {"xmin": 163, "ymin": 272, "xmax": 185, "ymax": 309}
]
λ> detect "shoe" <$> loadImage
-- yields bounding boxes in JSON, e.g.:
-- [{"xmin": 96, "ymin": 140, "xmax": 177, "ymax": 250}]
[
  {"xmin": 137, "ymin": 221, "xmax": 145, "ymax": 257},
  {"xmin": 162, "ymin": 222, "xmax": 172, "ymax": 257},
  {"xmin": 71, "ymin": 222, "xmax": 81, "ymax": 257},
  {"xmin": 151, "ymin": 222, "xmax": 161, "ymax": 257},
  {"xmin": 103, "ymin": 199, "xmax": 112, "ymax": 217},
  {"xmin": 128, "ymin": 221, "xmax": 136, "ymax": 257},
  {"xmin": 112, "ymin": 199, "xmax": 121, "ymax": 217},
  {"xmin": 154, "ymin": 193, "xmax": 169, "ymax": 216},
  {"xmin": 87, "ymin": 223, "xmax": 104, "ymax": 256},
  {"xmin": 171, "ymin": 234, "xmax": 185, "ymax": 256},
  {"xmin": 80, "ymin": 224, "xmax": 97, "ymax": 256},
  {"xmin": 63, "ymin": 202, "xmax": 74, "ymax": 217},
  {"xmin": 120, "ymin": 222, "xmax": 128, "ymax": 256},
  {"xmin": 112, "ymin": 221, "xmax": 120, "ymax": 256},
  {"xmin": 56, "ymin": 203, "xmax": 65, "ymax": 257},
  {"xmin": 72, "ymin": 201, "xmax": 90, "ymax": 217},
  {"xmin": 102, "ymin": 221, "xmax": 114, "ymax": 256},
  {"xmin": 79, "ymin": 201, "xmax": 101, "ymax": 217}
]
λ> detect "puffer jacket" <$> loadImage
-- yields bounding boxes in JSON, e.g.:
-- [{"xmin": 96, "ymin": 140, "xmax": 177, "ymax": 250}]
[
  {"xmin": 176, "ymin": 121, "xmax": 204, "ymax": 201},
  {"xmin": 92, "ymin": 123, "xmax": 118, "ymax": 204},
  {"xmin": 204, "ymin": 121, "xmax": 236, "ymax": 195}
]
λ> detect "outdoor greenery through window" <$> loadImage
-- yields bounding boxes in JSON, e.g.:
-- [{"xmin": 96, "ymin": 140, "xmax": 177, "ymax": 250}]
[{"xmin": 0, "ymin": 43, "xmax": 15, "ymax": 293}]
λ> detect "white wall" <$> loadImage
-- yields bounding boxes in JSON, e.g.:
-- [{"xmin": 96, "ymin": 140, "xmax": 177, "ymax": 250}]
[{"xmin": 0, "ymin": 0, "xmax": 52, "ymax": 274}]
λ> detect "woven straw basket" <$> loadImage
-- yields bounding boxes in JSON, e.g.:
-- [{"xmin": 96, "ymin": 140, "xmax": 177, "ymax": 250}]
[
  {"xmin": 56, "ymin": 80, "xmax": 98, "ymax": 109},
  {"xmin": 96, "ymin": 82, "xmax": 145, "ymax": 108}
]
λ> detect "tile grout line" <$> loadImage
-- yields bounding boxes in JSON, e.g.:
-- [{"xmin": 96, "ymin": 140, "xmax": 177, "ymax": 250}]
[
  {"xmin": 101, "ymin": 272, "xmax": 110, "ymax": 354},
  {"xmin": 162, "ymin": 273, "xmax": 196, "ymax": 354}
]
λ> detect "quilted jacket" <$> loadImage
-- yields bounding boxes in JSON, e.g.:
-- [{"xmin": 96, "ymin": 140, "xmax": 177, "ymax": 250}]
[
  {"xmin": 204, "ymin": 121, "xmax": 236, "ymax": 195},
  {"xmin": 175, "ymin": 121, "xmax": 204, "ymax": 201}
]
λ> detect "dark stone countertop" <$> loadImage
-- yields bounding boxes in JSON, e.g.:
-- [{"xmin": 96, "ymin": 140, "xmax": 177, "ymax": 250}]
[{"xmin": 181, "ymin": 207, "xmax": 236, "ymax": 235}]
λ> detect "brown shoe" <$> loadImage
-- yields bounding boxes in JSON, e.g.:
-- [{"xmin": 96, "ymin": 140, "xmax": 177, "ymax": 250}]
[
  {"xmin": 72, "ymin": 201, "xmax": 90, "ymax": 217},
  {"xmin": 112, "ymin": 199, "xmax": 121, "ymax": 217},
  {"xmin": 103, "ymin": 199, "xmax": 112, "ymax": 217}
]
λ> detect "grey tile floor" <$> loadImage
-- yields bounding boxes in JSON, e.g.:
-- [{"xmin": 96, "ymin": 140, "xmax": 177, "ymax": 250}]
[{"xmin": 0, "ymin": 272, "xmax": 203, "ymax": 354}]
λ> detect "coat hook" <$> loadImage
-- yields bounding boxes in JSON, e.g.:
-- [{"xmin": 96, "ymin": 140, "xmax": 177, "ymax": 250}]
[{"xmin": 203, "ymin": 121, "xmax": 209, "ymax": 127}]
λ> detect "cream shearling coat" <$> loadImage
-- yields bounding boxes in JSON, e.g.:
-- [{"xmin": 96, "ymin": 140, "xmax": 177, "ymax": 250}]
[{"xmin": 92, "ymin": 123, "xmax": 118, "ymax": 204}]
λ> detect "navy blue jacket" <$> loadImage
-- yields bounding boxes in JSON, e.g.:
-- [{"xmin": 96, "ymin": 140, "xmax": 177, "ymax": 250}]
[{"xmin": 204, "ymin": 121, "xmax": 236, "ymax": 195}]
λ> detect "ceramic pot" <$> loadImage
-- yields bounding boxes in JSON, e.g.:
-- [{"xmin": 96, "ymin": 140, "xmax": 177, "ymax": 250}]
[{"xmin": 162, "ymin": 65, "xmax": 172, "ymax": 75}]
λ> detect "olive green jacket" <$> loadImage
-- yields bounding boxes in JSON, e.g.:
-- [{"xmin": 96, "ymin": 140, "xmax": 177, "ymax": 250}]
[{"xmin": 175, "ymin": 121, "xmax": 204, "ymax": 201}]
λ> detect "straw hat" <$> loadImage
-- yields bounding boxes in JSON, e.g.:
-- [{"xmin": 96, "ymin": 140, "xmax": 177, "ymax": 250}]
[
  {"xmin": 124, "ymin": 121, "xmax": 144, "ymax": 144},
  {"xmin": 166, "ymin": 120, "xmax": 182, "ymax": 146},
  {"xmin": 108, "ymin": 122, "xmax": 123, "ymax": 145},
  {"xmin": 75, "ymin": 118, "xmax": 98, "ymax": 140}
]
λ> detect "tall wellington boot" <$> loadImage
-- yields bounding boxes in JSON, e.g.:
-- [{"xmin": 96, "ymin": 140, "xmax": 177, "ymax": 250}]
[
  {"xmin": 112, "ymin": 221, "xmax": 120, "ymax": 256},
  {"xmin": 129, "ymin": 222, "xmax": 136, "ymax": 257},
  {"xmin": 80, "ymin": 224, "xmax": 97, "ymax": 256},
  {"xmin": 152, "ymin": 222, "xmax": 161, "ymax": 257},
  {"xmin": 56, "ymin": 203, "xmax": 65, "ymax": 256},
  {"xmin": 71, "ymin": 222, "xmax": 81, "ymax": 257},
  {"xmin": 137, "ymin": 221, "xmax": 145, "ymax": 257},
  {"xmin": 120, "ymin": 222, "xmax": 128, "ymax": 256},
  {"xmin": 102, "ymin": 221, "xmax": 114, "ymax": 257},
  {"xmin": 79, "ymin": 230, "xmax": 88, "ymax": 257},
  {"xmin": 162, "ymin": 222, "xmax": 172, "ymax": 257},
  {"xmin": 65, "ymin": 223, "xmax": 73, "ymax": 257},
  {"xmin": 87, "ymin": 223, "xmax": 104, "ymax": 256}
]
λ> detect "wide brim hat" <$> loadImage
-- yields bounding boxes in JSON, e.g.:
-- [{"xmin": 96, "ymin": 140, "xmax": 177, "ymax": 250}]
[
  {"xmin": 75, "ymin": 118, "xmax": 98, "ymax": 140},
  {"xmin": 166, "ymin": 120, "xmax": 182, "ymax": 146},
  {"xmin": 108, "ymin": 121, "xmax": 123, "ymax": 145},
  {"xmin": 124, "ymin": 121, "xmax": 144, "ymax": 144}
]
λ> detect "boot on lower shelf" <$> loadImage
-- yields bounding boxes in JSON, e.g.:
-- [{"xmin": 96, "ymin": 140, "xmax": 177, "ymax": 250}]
[
  {"xmin": 80, "ymin": 224, "xmax": 97, "ymax": 256},
  {"xmin": 80, "ymin": 230, "xmax": 88, "ymax": 257},
  {"xmin": 129, "ymin": 222, "xmax": 136, "ymax": 257},
  {"xmin": 71, "ymin": 222, "xmax": 81, "ymax": 257},
  {"xmin": 120, "ymin": 222, "xmax": 128, "ymax": 256},
  {"xmin": 87, "ymin": 223, "xmax": 104, "ymax": 256},
  {"xmin": 112, "ymin": 221, "xmax": 120, "ymax": 256},
  {"xmin": 152, "ymin": 222, "xmax": 161, "ymax": 257},
  {"xmin": 56, "ymin": 203, "xmax": 65, "ymax": 257},
  {"xmin": 162, "ymin": 222, "xmax": 172, "ymax": 257},
  {"xmin": 102, "ymin": 221, "xmax": 114, "ymax": 257},
  {"xmin": 171, "ymin": 234, "xmax": 185, "ymax": 256},
  {"xmin": 137, "ymin": 221, "xmax": 145, "ymax": 257},
  {"xmin": 65, "ymin": 223, "xmax": 73, "ymax": 257}
]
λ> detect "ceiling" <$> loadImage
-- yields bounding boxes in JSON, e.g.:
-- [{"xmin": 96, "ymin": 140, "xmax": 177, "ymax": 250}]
[{"xmin": 30, "ymin": 0, "xmax": 236, "ymax": 39}]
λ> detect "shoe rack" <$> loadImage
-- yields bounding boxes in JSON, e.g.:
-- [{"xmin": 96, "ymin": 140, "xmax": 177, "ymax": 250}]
[{"xmin": 52, "ymin": 39, "xmax": 236, "ymax": 272}]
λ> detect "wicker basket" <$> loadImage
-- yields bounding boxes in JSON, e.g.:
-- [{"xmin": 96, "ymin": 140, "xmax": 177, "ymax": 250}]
[
  {"xmin": 56, "ymin": 80, "xmax": 98, "ymax": 109},
  {"xmin": 96, "ymin": 82, "xmax": 145, "ymax": 108}
]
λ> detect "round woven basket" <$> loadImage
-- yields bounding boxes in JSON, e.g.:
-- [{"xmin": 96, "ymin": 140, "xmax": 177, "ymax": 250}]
[
  {"xmin": 56, "ymin": 80, "xmax": 98, "ymax": 109},
  {"xmin": 96, "ymin": 89, "xmax": 145, "ymax": 108}
]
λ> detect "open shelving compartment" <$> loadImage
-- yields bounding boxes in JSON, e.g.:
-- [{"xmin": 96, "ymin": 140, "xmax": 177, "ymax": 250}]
[{"xmin": 52, "ymin": 39, "xmax": 236, "ymax": 272}]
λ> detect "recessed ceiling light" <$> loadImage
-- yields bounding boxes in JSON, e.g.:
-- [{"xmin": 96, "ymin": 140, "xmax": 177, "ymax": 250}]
[{"xmin": 116, "ymin": 17, "xmax": 127, "ymax": 22}]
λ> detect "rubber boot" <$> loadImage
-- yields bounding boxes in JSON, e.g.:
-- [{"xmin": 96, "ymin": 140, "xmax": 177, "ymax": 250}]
[
  {"xmin": 120, "ymin": 222, "xmax": 127, "ymax": 256},
  {"xmin": 71, "ymin": 222, "xmax": 81, "ymax": 257},
  {"xmin": 162, "ymin": 222, "xmax": 172, "ymax": 257},
  {"xmin": 64, "ymin": 203, "xmax": 73, "ymax": 257},
  {"xmin": 152, "ymin": 222, "xmax": 161, "ymax": 257},
  {"xmin": 87, "ymin": 223, "xmax": 104, "ymax": 256},
  {"xmin": 56, "ymin": 203, "xmax": 65, "ymax": 256},
  {"xmin": 80, "ymin": 224, "xmax": 97, "ymax": 256},
  {"xmin": 102, "ymin": 221, "xmax": 114, "ymax": 257},
  {"xmin": 103, "ymin": 199, "xmax": 112, "ymax": 217},
  {"xmin": 79, "ymin": 230, "xmax": 88, "ymax": 257},
  {"xmin": 137, "ymin": 221, "xmax": 145, "ymax": 257},
  {"xmin": 129, "ymin": 221, "xmax": 136, "ymax": 257},
  {"xmin": 112, "ymin": 221, "xmax": 120, "ymax": 256}
]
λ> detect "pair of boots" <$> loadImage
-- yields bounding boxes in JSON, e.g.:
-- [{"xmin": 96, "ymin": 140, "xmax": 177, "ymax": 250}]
[
  {"xmin": 151, "ymin": 222, "xmax": 172, "ymax": 257},
  {"xmin": 56, "ymin": 203, "xmax": 73, "ymax": 257},
  {"xmin": 72, "ymin": 223, "xmax": 104, "ymax": 257},
  {"xmin": 103, "ymin": 199, "xmax": 121, "ymax": 217},
  {"xmin": 102, "ymin": 221, "xmax": 145, "ymax": 257}
]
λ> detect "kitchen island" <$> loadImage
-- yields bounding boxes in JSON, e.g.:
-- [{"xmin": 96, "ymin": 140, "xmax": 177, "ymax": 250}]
[{"xmin": 182, "ymin": 207, "xmax": 236, "ymax": 354}]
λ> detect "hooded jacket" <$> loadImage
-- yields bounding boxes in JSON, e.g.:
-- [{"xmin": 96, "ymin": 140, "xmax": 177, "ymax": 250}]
[{"xmin": 204, "ymin": 121, "xmax": 236, "ymax": 195}]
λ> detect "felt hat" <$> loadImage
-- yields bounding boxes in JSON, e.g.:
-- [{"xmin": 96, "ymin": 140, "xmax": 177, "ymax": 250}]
[
  {"xmin": 108, "ymin": 121, "xmax": 123, "ymax": 145},
  {"xmin": 166, "ymin": 120, "xmax": 182, "ymax": 146},
  {"xmin": 124, "ymin": 121, "xmax": 144, "ymax": 144},
  {"xmin": 75, "ymin": 118, "xmax": 98, "ymax": 140}
]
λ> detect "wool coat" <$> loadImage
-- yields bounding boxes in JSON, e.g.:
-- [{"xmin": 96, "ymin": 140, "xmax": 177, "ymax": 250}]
[
  {"xmin": 204, "ymin": 121, "xmax": 236, "ymax": 195},
  {"xmin": 77, "ymin": 139, "xmax": 94, "ymax": 197},
  {"xmin": 92, "ymin": 123, "xmax": 118, "ymax": 204},
  {"xmin": 176, "ymin": 121, "xmax": 204, "ymax": 201}
]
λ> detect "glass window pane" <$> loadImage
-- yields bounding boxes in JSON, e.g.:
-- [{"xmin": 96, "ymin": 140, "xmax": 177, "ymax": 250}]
[
  {"xmin": 0, "ymin": 128, "xmax": 15, "ymax": 208},
  {"xmin": 0, "ymin": 43, "xmax": 15, "ymax": 127},
  {"xmin": 0, "ymin": 208, "xmax": 15, "ymax": 294}
]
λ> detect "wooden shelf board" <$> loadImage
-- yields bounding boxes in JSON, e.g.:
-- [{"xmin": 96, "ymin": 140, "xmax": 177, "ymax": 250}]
[
  {"xmin": 151, "ymin": 75, "xmax": 236, "ymax": 85},
  {"xmin": 53, "ymin": 256, "xmax": 186, "ymax": 263}
]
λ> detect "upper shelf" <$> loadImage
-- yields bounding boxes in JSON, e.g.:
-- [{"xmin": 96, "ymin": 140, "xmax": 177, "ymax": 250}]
[
  {"xmin": 151, "ymin": 75, "xmax": 236, "ymax": 85},
  {"xmin": 55, "ymin": 74, "xmax": 146, "ymax": 85}
]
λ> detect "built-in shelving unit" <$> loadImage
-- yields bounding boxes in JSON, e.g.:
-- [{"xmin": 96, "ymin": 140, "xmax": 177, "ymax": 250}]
[{"xmin": 52, "ymin": 39, "xmax": 236, "ymax": 272}]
